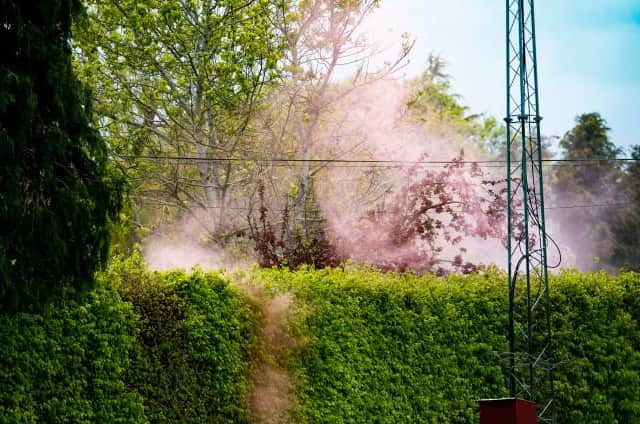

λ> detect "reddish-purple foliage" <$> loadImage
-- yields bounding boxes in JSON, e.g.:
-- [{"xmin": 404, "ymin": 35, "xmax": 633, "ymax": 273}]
[
  {"xmin": 249, "ymin": 156, "xmax": 514, "ymax": 274},
  {"xmin": 342, "ymin": 156, "xmax": 509, "ymax": 274},
  {"xmin": 247, "ymin": 181, "xmax": 343, "ymax": 269}
]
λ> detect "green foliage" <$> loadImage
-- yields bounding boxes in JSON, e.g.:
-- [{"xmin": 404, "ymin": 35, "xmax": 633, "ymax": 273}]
[
  {"xmin": 257, "ymin": 267, "xmax": 640, "ymax": 423},
  {"xmin": 559, "ymin": 113, "xmax": 620, "ymax": 160},
  {"xmin": 0, "ymin": 286, "xmax": 144, "ymax": 423},
  {"xmin": 0, "ymin": 0, "xmax": 122, "ymax": 309},
  {"xmin": 550, "ymin": 112, "xmax": 623, "ymax": 270},
  {"xmin": 610, "ymin": 145, "xmax": 640, "ymax": 270},
  {"xmin": 0, "ymin": 254, "xmax": 258, "ymax": 423},
  {"xmin": 261, "ymin": 267, "xmax": 508, "ymax": 423},
  {"xmin": 73, "ymin": 0, "xmax": 285, "ymax": 243},
  {"xmin": 108, "ymin": 255, "xmax": 258, "ymax": 423},
  {"xmin": 556, "ymin": 113, "xmax": 621, "ymax": 191},
  {"xmin": 552, "ymin": 271, "xmax": 640, "ymax": 422},
  {"xmin": 3, "ymin": 260, "xmax": 640, "ymax": 422},
  {"xmin": 406, "ymin": 54, "xmax": 506, "ymax": 157}
]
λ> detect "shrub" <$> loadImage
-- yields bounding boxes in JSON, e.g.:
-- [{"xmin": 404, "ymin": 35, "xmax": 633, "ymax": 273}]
[
  {"xmin": 109, "ymin": 254, "xmax": 258, "ymax": 423},
  {"xmin": 552, "ymin": 271, "xmax": 640, "ymax": 422},
  {"xmin": 0, "ymin": 286, "xmax": 144, "ymax": 423},
  {"xmin": 257, "ymin": 267, "xmax": 640, "ymax": 423}
]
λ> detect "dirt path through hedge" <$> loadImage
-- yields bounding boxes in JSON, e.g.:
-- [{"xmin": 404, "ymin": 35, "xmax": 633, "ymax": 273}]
[{"xmin": 245, "ymin": 288, "xmax": 296, "ymax": 424}]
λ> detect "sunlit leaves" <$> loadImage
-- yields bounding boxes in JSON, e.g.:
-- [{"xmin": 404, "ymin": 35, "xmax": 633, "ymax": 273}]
[{"xmin": 74, "ymin": 0, "xmax": 285, "ymax": 242}]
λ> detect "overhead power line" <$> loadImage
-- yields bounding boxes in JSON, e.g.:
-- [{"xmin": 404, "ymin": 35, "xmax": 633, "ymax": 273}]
[
  {"xmin": 545, "ymin": 201, "xmax": 634, "ymax": 210},
  {"xmin": 138, "ymin": 199, "xmax": 635, "ymax": 212},
  {"xmin": 117, "ymin": 154, "xmax": 638, "ymax": 169}
]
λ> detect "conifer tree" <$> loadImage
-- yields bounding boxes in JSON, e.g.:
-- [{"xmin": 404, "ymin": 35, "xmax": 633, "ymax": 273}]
[
  {"xmin": 0, "ymin": 0, "xmax": 121, "ymax": 309},
  {"xmin": 550, "ymin": 113, "xmax": 622, "ymax": 270},
  {"xmin": 611, "ymin": 145, "xmax": 640, "ymax": 270}
]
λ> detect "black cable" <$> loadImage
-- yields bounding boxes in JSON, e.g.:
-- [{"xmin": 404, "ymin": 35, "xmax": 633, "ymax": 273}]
[
  {"xmin": 117, "ymin": 154, "xmax": 639, "ymax": 166},
  {"xmin": 138, "ymin": 199, "xmax": 633, "ymax": 212}
]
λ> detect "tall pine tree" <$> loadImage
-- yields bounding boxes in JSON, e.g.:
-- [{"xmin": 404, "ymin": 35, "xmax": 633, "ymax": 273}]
[{"xmin": 0, "ymin": 1, "xmax": 121, "ymax": 309}]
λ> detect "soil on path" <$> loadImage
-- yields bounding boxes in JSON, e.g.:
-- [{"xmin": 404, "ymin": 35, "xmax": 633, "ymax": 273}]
[{"xmin": 241, "ymin": 284, "xmax": 297, "ymax": 424}]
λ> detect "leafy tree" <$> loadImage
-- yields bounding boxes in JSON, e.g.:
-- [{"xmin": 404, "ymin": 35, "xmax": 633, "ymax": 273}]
[
  {"xmin": 257, "ymin": 0, "xmax": 413, "ymax": 227},
  {"xmin": 345, "ymin": 156, "xmax": 507, "ymax": 274},
  {"xmin": 610, "ymin": 145, "xmax": 640, "ymax": 270},
  {"xmin": 74, "ymin": 0, "xmax": 284, "ymax": 245},
  {"xmin": 0, "ymin": 0, "xmax": 122, "ymax": 309},
  {"xmin": 243, "ymin": 0, "xmax": 414, "ymax": 268},
  {"xmin": 406, "ymin": 53, "xmax": 506, "ymax": 158},
  {"xmin": 407, "ymin": 54, "xmax": 471, "ymax": 127}
]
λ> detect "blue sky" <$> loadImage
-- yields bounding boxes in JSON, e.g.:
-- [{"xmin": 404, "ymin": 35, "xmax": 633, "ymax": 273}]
[{"xmin": 364, "ymin": 0, "xmax": 640, "ymax": 151}]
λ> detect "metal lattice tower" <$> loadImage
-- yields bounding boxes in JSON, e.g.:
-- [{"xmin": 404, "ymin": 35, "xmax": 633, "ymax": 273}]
[{"xmin": 505, "ymin": 0, "xmax": 555, "ymax": 422}]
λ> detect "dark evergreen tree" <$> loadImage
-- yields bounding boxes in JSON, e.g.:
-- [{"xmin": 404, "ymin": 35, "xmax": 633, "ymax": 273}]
[
  {"xmin": 556, "ymin": 113, "xmax": 621, "ymax": 190},
  {"xmin": 549, "ymin": 113, "xmax": 622, "ymax": 270},
  {"xmin": 0, "ymin": 1, "xmax": 122, "ymax": 309},
  {"xmin": 610, "ymin": 145, "xmax": 640, "ymax": 270}
]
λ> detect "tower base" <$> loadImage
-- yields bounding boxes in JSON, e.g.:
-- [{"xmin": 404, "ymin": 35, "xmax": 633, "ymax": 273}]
[{"xmin": 479, "ymin": 398, "xmax": 537, "ymax": 424}]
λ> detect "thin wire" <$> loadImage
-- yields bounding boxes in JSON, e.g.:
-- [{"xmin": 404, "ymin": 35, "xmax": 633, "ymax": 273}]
[
  {"xmin": 115, "ymin": 155, "xmax": 638, "ymax": 172},
  {"xmin": 545, "ymin": 201, "xmax": 633, "ymax": 210},
  {"xmin": 138, "ymin": 199, "xmax": 633, "ymax": 212},
  {"xmin": 118, "ymin": 154, "xmax": 638, "ymax": 165}
]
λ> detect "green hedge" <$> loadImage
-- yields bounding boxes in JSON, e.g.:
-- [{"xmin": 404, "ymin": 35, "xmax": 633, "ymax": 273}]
[
  {"xmin": 0, "ymin": 256, "xmax": 258, "ymax": 423},
  {"xmin": 0, "ymin": 286, "xmax": 144, "ymax": 423},
  {"xmin": 108, "ymin": 255, "xmax": 258, "ymax": 423},
  {"xmin": 258, "ymin": 267, "xmax": 640, "ymax": 423},
  {"xmin": 553, "ymin": 271, "xmax": 640, "ymax": 422},
  {"xmin": 3, "ymin": 261, "xmax": 639, "ymax": 423}
]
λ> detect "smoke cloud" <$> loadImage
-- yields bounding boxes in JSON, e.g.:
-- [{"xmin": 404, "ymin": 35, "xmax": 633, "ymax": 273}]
[
  {"xmin": 310, "ymin": 78, "xmax": 507, "ymax": 271},
  {"xmin": 140, "ymin": 77, "xmax": 602, "ymax": 274},
  {"xmin": 142, "ymin": 208, "xmax": 250, "ymax": 272}
]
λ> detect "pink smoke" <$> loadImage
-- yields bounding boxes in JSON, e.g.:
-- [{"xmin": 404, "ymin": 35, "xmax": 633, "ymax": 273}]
[{"xmin": 312, "ymin": 79, "xmax": 507, "ymax": 272}]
